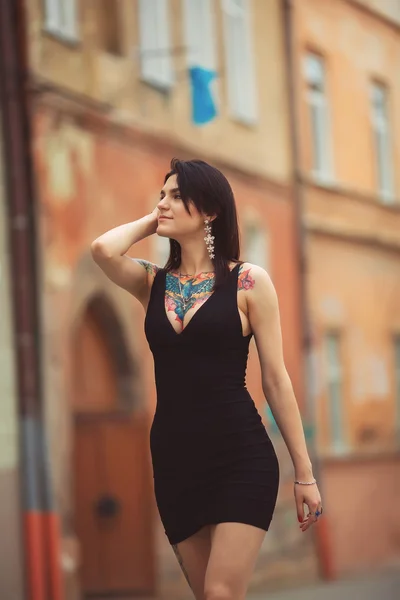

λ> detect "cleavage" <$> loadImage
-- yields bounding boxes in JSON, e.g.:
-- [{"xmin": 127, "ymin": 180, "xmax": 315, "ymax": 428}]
[{"xmin": 165, "ymin": 272, "xmax": 215, "ymax": 334}]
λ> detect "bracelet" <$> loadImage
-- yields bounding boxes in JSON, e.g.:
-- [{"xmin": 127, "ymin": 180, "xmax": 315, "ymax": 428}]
[{"xmin": 294, "ymin": 478, "xmax": 317, "ymax": 486}]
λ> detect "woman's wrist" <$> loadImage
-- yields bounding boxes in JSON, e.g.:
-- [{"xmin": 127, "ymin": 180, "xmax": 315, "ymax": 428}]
[
  {"xmin": 142, "ymin": 212, "xmax": 158, "ymax": 235},
  {"xmin": 294, "ymin": 462, "xmax": 314, "ymax": 482}
]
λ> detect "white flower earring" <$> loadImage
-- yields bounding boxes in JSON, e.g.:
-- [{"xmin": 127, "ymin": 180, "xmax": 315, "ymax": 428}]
[{"xmin": 204, "ymin": 218, "xmax": 215, "ymax": 260}]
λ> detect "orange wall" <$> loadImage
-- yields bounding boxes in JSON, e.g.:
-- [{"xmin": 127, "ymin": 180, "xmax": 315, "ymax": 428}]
[
  {"xmin": 309, "ymin": 234, "xmax": 400, "ymax": 452},
  {"xmin": 295, "ymin": 0, "xmax": 400, "ymax": 197},
  {"xmin": 294, "ymin": 0, "xmax": 400, "ymax": 453},
  {"xmin": 294, "ymin": 0, "xmax": 400, "ymax": 575},
  {"xmin": 322, "ymin": 456, "xmax": 400, "ymax": 574}
]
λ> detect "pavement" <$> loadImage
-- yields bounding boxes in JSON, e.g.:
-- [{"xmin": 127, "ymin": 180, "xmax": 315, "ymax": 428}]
[
  {"xmin": 248, "ymin": 569, "xmax": 400, "ymax": 600},
  {"xmin": 111, "ymin": 569, "xmax": 400, "ymax": 600}
]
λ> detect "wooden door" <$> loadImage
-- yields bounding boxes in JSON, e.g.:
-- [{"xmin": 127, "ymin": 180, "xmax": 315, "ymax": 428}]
[{"xmin": 72, "ymin": 305, "xmax": 154, "ymax": 596}]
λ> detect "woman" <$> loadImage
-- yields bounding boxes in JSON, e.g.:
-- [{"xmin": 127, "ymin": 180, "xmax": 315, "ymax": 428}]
[{"xmin": 91, "ymin": 158, "xmax": 322, "ymax": 600}]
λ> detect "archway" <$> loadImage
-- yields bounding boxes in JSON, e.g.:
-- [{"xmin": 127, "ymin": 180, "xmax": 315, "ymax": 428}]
[{"xmin": 71, "ymin": 294, "xmax": 154, "ymax": 596}]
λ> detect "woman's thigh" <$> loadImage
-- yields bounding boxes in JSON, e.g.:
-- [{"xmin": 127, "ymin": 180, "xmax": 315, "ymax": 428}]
[
  {"xmin": 204, "ymin": 522, "xmax": 266, "ymax": 600},
  {"xmin": 171, "ymin": 525, "xmax": 212, "ymax": 600}
]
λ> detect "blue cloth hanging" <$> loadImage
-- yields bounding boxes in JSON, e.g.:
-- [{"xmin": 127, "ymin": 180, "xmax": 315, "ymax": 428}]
[{"xmin": 189, "ymin": 66, "xmax": 218, "ymax": 126}]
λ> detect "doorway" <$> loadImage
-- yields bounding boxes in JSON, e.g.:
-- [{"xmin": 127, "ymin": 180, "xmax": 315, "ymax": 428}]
[{"xmin": 72, "ymin": 297, "xmax": 154, "ymax": 596}]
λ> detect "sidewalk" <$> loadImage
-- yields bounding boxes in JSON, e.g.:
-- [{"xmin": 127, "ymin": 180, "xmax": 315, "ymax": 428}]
[
  {"xmin": 249, "ymin": 569, "xmax": 400, "ymax": 600},
  {"xmin": 114, "ymin": 569, "xmax": 400, "ymax": 600}
]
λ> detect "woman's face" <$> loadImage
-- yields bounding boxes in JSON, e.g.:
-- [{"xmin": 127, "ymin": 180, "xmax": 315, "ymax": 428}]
[{"xmin": 156, "ymin": 174, "xmax": 205, "ymax": 240}]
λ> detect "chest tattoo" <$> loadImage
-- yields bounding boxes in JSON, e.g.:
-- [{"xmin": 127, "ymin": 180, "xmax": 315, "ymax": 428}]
[
  {"xmin": 165, "ymin": 272, "xmax": 215, "ymax": 326},
  {"xmin": 164, "ymin": 266, "xmax": 256, "ymax": 327}
]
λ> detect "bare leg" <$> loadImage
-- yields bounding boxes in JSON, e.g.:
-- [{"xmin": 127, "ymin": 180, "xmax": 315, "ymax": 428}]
[
  {"xmin": 204, "ymin": 522, "xmax": 266, "ymax": 600},
  {"xmin": 171, "ymin": 525, "xmax": 212, "ymax": 600}
]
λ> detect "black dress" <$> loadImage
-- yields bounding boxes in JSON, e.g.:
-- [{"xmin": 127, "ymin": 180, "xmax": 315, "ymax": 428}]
[{"xmin": 144, "ymin": 263, "xmax": 280, "ymax": 545}]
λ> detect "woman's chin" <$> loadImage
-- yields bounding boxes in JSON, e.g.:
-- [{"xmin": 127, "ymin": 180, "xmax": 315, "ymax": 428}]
[{"xmin": 156, "ymin": 224, "xmax": 171, "ymax": 237}]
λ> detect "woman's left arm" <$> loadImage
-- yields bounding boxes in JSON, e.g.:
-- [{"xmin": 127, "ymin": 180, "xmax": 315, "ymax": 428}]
[{"xmin": 245, "ymin": 264, "xmax": 322, "ymax": 531}]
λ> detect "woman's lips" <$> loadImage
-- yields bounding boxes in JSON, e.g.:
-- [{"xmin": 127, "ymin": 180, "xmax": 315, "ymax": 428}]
[{"xmin": 158, "ymin": 216, "xmax": 172, "ymax": 221}]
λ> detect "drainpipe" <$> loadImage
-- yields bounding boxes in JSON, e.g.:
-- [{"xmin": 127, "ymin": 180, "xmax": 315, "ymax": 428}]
[
  {"xmin": 282, "ymin": 0, "xmax": 334, "ymax": 581},
  {"xmin": 0, "ymin": 1, "xmax": 64, "ymax": 599}
]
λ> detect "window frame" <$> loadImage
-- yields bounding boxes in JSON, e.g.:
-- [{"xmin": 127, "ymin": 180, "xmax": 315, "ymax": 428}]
[
  {"xmin": 138, "ymin": 0, "xmax": 174, "ymax": 91},
  {"xmin": 43, "ymin": 0, "xmax": 79, "ymax": 42},
  {"xmin": 370, "ymin": 81, "xmax": 395, "ymax": 204},
  {"xmin": 324, "ymin": 330, "xmax": 347, "ymax": 453},
  {"xmin": 304, "ymin": 52, "xmax": 334, "ymax": 183},
  {"xmin": 183, "ymin": 0, "xmax": 217, "ymax": 71},
  {"xmin": 221, "ymin": 0, "xmax": 258, "ymax": 124},
  {"xmin": 243, "ymin": 220, "xmax": 269, "ymax": 272}
]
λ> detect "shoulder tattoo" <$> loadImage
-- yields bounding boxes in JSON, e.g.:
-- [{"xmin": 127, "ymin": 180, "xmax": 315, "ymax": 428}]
[
  {"xmin": 134, "ymin": 259, "xmax": 160, "ymax": 278},
  {"xmin": 237, "ymin": 265, "xmax": 255, "ymax": 291}
]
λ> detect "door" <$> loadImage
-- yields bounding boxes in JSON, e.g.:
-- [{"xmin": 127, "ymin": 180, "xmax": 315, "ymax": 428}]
[{"xmin": 72, "ymin": 303, "xmax": 154, "ymax": 596}]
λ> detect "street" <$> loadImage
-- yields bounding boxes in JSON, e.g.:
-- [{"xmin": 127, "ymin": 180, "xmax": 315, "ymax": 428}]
[
  {"xmin": 249, "ymin": 569, "xmax": 400, "ymax": 600},
  {"xmin": 125, "ymin": 568, "xmax": 400, "ymax": 600}
]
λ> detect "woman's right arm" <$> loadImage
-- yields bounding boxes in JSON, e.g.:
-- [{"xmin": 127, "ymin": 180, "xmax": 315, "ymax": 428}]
[{"xmin": 91, "ymin": 209, "xmax": 159, "ymax": 303}]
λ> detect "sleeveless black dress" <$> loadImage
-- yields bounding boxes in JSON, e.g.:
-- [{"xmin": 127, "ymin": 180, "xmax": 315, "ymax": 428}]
[{"xmin": 144, "ymin": 263, "xmax": 280, "ymax": 545}]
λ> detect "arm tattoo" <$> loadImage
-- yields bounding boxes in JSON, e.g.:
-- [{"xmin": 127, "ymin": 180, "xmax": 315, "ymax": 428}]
[
  {"xmin": 171, "ymin": 544, "xmax": 192, "ymax": 591},
  {"xmin": 134, "ymin": 259, "xmax": 159, "ymax": 278},
  {"xmin": 238, "ymin": 266, "xmax": 255, "ymax": 291}
]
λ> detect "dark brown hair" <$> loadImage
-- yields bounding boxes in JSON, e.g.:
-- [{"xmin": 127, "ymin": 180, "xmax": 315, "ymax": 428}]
[{"xmin": 163, "ymin": 158, "xmax": 241, "ymax": 288}]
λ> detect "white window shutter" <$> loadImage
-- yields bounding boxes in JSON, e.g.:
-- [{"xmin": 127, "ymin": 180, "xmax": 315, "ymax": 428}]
[
  {"xmin": 156, "ymin": 0, "xmax": 173, "ymax": 87},
  {"xmin": 63, "ymin": 0, "xmax": 79, "ymax": 39},
  {"xmin": 44, "ymin": 0, "xmax": 78, "ymax": 40},
  {"xmin": 155, "ymin": 235, "xmax": 170, "ymax": 266},
  {"xmin": 222, "ymin": 0, "xmax": 257, "ymax": 123},
  {"xmin": 138, "ymin": 0, "xmax": 154, "ymax": 81},
  {"xmin": 184, "ymin": 0, "xmax": 216, "ymax": 70},
  {"xmin": 325, "ymin": 333, "xmax": 346, "ymax": 451},
  {"xmin": 244, "ymin": 223, "xmax": 269, "ymax": 271},
  {"xmin": 304, "ymin": 53, "xmax": 333, "ymax": 181},
  {"xmin": 371, "ymin": 83, "xmax": 394, "ymax": 202},
  {"xmin": 44, "ymin": 0, "xmax": 62, "ymax": 31},
  {"xmin": 138, "ymin": 0, "xmax": 173, "ymax": 88}
]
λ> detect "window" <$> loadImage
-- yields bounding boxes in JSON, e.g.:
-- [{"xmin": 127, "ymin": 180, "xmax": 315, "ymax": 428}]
[
  {"xmin": 98, "ymin": 0, "xmax": 123, "ymax": 55},
  {"xmin": 43, "ymin": 0, "xmax": 79, "ymax": 40},
  {"xmin": 222, "ymin": 0, "xmax": 257, "ymax": 123},
  {"xmin": 184, "ymin": 0, "xmax": 216, "ymax": 70},
  {"xmin": 371, "ymin": 83, "xmax": 394, "ymax": 202},
  {"xmin": 394, "ymin": 336, "xmax": 400, "ymax": 436},
  {"xmin": 324, "ymin": 332, "xmax": 346, "ymax": 452},
  {"xmin": 304, "ymin": 53, "xmax": 333, "ymax": 181},
  {"xmin": 138, "ymin": 0, "xmax": 173, "ymax": 89},
  {"xmin": 155, "ymin": 235, "xmax": 170, "ymax": 266},
  {"xmin": 244, "ymin": 222, "xmax": 269, "ymax": 271}
]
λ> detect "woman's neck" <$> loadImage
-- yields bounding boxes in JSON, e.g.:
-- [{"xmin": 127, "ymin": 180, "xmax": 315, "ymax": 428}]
[
  {"xmin": 178, "ymin": 246, "xmax": 214, "ymax": 277},
  {"xmin": 175, "ymin": 269, "xmax": 214, "ymax": 277}
]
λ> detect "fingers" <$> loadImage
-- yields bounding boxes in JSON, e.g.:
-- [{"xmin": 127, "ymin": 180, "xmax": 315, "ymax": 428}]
[
  {"xmin": 295, "ymin": 497, "xmax": 305, "ymax": 524},
  {"xmin": 294, "ymin": 484, "xmax": 323, "ymax": 533},
  {"xmin": 299, "ymin": 513, "xmax": 316, "ymax": 532},
  {"xmin": 299, "ymin": 502, "xmax": 321, "ymax": 532}
]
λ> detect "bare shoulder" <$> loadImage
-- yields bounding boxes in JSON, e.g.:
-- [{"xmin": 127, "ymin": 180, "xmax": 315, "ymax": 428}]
[
  {"xmin": 238, "ymin": 263, "xmax": 280, "ymax": 336},
  {"xmin": 237, "ymin": 262, "xmax": 276, "ymax": 297}
]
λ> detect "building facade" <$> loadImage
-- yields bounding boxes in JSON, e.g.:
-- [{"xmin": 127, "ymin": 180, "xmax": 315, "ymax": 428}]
[
  {"xmin": 26, "ymin": 0, "xmax": 310, "ymax": 597},
  {"xmin": 292, "ymin": 0, "xmax": 400, "ymax": 576}
]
